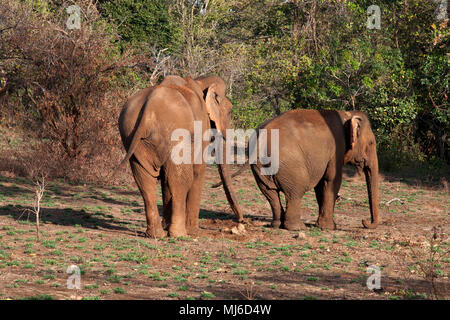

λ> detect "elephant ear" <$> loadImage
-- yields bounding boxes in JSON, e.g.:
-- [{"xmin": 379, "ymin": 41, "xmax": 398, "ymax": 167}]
[
  {"xmin": 350, "ymin": 115, "xmax": 362, "ymax": 149},
  {"xmin": 205, "ymin": 83, "xmax": 223, "ymax": 134}
]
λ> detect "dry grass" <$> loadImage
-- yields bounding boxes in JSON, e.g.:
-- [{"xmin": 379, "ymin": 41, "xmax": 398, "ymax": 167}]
[{"xmin": 0, "ymin": 165, "xmax": 448, "ymax": 300}]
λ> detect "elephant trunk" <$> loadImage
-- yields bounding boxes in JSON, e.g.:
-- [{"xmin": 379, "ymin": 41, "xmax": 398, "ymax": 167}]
[
  {"xmin": 362, "ymin": 151, "xmax": 381, "ymax": 229},
  {"xmin": 211, "ymin": 141, "xmax": 249, "ymax": 188},
  {"xmin": 217, "ymin": 136, "xmax": 245, "ymax": 223}
]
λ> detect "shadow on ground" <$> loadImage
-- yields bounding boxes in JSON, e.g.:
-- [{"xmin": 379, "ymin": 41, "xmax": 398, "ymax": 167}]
[
  {"xmin": 0, "ymin": 204, "xmax": 244, "ymax": 237},
  {"xmin": 108, "ymin": 268, "xmax": 446, "ymax": 300},
  {"xmin": 0, "ymin": 205, "xmax": 134, "ymax": 234}
]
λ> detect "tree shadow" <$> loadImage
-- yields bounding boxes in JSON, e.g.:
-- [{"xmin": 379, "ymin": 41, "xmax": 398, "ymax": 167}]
[
  {"xmin": 0, "ymin": 178, "xmax": 148, "ymax": 230},
  {"xmin": 125, "ymin": 268, "xmax": 444, "ymax": 299},
  {"xmin": 80, "ymin": 190, "xmax": 141, "ymax": 207},
  {"xmin": 249, "ymin": 269, "xmax": 445, "ymax": 299},
  {"xmin": 0, "ymin": 175, "xmax": 145, "ymax": 207},
  {"xmin": 379, "ymin": 169, "xmax": 448, "ymax": 189},
  {"xmin": 109, "ymin": 189, "xmax": 141, "ymax": 197},
  {"xmin": 199, "ymin": 208, "xmax": 237, "ymax": 221},
  {"xmin": 0, "ymin": 203, "xmax": 244, "ymax": 238},
  {"xmin": 0, "ymin": 204, "xmax": 134, "ymax": 234}
]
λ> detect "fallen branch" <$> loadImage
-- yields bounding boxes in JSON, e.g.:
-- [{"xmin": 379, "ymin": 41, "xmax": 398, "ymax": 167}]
[{"xmin": 385, "ymin": 198, "xmax": 404, "ymax": 206}]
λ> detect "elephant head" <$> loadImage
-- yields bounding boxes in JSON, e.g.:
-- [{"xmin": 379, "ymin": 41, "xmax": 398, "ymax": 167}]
[
  {"xmin": 195, "ymin": 75, "xmax": 244, "ymax": 223},
  {"xmin": 343, "ymin": 112, "xmax": 381, "ymax": 229}
]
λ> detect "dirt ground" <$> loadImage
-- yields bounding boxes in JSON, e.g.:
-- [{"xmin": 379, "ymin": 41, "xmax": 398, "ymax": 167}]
[{"xmin": 0, "ymin": 165, "xmax": 448, "ymax": 300}]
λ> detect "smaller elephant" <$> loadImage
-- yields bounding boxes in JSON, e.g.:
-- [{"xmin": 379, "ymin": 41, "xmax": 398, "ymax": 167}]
[{"xmin": 251, "ymin": 109, "xmax": 381, "ymax": 230}]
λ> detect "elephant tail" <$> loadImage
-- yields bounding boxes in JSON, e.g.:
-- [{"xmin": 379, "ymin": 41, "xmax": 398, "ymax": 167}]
[
  {"xmin": 111, "ymin": 101, "xmax": 156, "ymax": 180},
  {"xmin": 210, "ymin": 121, "xmax": 272, "ymax": 188},
  {"xmin": 251, "ymin": 164, "xmax": 278, "ymax": 190}
]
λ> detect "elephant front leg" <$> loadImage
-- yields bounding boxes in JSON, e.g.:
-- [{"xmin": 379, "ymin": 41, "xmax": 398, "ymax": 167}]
[
  {"xmin": 185, "ymin": 165, "xmax": 206, "ymax": 235},
  {"xmin": 314, "ymin": 177, "xmax": 339, "ymax": 230},
  {"xmin": 185, "ymin": 188, "xmax": 201, "ymax": 235},
  {"xmin": 283, "ymin": 197, "xmax": 306, "ymax": 230},
  {"xmin": 168, "ymin": 191, "xmax": 189, "ymax": 237},
  {"xmin": 130, "ymin": 161, "xmax": 166, "ymax": 238}
]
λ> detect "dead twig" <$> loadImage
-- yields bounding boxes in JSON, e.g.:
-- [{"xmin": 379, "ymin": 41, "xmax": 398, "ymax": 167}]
[
  {"xmin": 237, "ymin": 281, "xmax": 257, "ymax": 300},
  {"xmin": 20, "ymin": 176, "xmax": 46, "ymax": 241},
  {"xmin": 400, "ymin": 225, "xmax": 447, "ymax": 299},
  {"xmin": 385, "ymin": 198, "xmax": 404, "ymax": 206}
]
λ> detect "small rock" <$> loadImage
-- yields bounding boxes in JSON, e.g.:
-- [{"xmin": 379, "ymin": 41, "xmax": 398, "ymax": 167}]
[
  {"xmin": 294, "ymin": 232, "xmax": 307, "ymax": 240},
  {"xmin": 230, "ymin": 223, "xmax": 246, "ymax": 235},
  {"xmin": 237, "ymin": 223, "xmax": 246, "ymax": 233},
  {"xmin": 229, "ymin": 223, "xmax": 246, "ymax": 235},
  {"xmin": 230, "ymin": 226, "xmax": 239, "ymax": 235}
]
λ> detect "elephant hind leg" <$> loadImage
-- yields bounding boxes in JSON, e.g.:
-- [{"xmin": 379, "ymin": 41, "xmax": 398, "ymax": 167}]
[
  {"xmin": 130, "ymin": 160, "xmax": 166, "ymax": 238},
  {"xmin": 165, "ymin": 165, "xmax": 193, "ymax": 238},
  {"xmin": 256, "ymin": 183, "xmax": 285, "ymax": 228},
  {"xmin": 160, "ymin": 170, "xmax": 172, "ymax": 231},
  {"xmin": 283, "ymin": 197, "xmax": 306, "ymax": 230},
  {"xmin": 314, "ymin": 176, "xmax": 339, "ymax": 230}
]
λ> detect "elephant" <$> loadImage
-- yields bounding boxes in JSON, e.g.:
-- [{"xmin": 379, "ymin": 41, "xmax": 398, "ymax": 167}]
[
  {"xmin": 115, "ymin": 75, "xmax": 244, "ymax": 238},
  {"xmin": 250, "ymin": 109, "xmax": 381, "ymax": 230}
]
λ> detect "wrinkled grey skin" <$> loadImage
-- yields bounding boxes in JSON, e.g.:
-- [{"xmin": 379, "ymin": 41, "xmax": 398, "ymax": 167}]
[
  {"xmin": 251, "ymin": 109, "xmax": 381, "ymax": 230},
  {"xmin": 116, "ymin": 75, "xmax": 244, "ymax": 238}
]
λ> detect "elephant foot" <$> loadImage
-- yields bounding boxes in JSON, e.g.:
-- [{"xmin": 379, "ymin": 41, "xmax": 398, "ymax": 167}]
[
  {"xmin": 186, "ymin": 225, "xmax": 199, "ymax": 236},
  {"xmin": 316, "ymin": 217, "xmax": 337, "ymax": 230},
  {"xmin": 283, "ymin": 220, "xmax": 306, "ymax": 231},
  {"xmin": 168, "ymin": 225, "xmax": 187, "ymax": 238},
  {"xmin": 186, "ymin": 219, "xmax": 199, "ymax": 235},
  {"xmin": 362, "ymin": 219, "xmax": 380, "ymax": 229},
  {"xmin": 145, "ymin": 227, "xmax": 167, "ymax": 239},
  {"xmin": 271, "ymin": 220, "xmax": 282, "ymax": 229}
]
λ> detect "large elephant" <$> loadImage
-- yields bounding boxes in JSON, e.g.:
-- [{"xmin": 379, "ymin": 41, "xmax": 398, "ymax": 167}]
[
  {"xmin": 251, "ymin": 109, "xmax": 381, "ymax": 230},
  {"xmin": 116, "ymin": 75, "xmax": 244, "ymax": 237}
]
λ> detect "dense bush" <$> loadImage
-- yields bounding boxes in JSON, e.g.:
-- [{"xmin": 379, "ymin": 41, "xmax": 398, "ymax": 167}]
[
  {"xmin": 0, "ymin": 0, "xmax": 155, "ymax": 181},
  {"xmin": 220, "ymin": 0, "xmax": 448, "ymax": 170},
  {"xmin": 0, "ymin": 0, "xmax": 448, "ymax": 182},
  {"xmin": 98, "ymin": 0, "xmax": 182, "ymax": 51}
]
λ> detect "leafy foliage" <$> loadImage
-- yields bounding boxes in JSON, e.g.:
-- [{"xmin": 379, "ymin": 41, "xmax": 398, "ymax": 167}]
[
  {"xmin": 98, "ymin": 0, "xmax": 181, "ymax": 51},
  {"xmin": 0, "ymin": 0, "xmax": 448, "ymax": 181}
]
